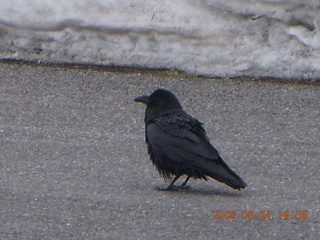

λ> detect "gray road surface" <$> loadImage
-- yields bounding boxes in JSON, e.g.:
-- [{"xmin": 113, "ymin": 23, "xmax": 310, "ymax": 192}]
[{"xmin": 0, "ymin": 62, "xmax": 319, "ymax": 239}]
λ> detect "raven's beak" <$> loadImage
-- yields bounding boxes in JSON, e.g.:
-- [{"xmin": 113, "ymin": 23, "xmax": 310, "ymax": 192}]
[{"xmin": 134, "ymin": 95, "xmax": 150, "ymax": 105}]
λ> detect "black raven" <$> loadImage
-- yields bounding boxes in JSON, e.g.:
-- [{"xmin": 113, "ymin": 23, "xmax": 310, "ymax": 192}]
[{"xmin": 134, "ymin": 88, "xmax": 247, "ymax": 191}]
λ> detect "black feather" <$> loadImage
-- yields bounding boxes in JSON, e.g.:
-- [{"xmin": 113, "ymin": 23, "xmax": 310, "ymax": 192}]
[{"xmin": 135, "ymin": 88, "xmax": 247, "ymax": 190}]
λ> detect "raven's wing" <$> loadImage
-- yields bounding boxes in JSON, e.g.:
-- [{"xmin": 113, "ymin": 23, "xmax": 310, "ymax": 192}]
[{"xmin": 147, "ymin": 119, "xmax": 247, "ymax": 189}]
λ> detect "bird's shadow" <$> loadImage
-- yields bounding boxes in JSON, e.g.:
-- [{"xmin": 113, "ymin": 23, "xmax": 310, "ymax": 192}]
[{"xmin": 153, "ymin": 185, "xmax": 247, "ymax": 198}]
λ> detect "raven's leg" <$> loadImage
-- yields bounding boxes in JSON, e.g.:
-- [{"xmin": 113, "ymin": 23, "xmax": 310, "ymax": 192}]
[
  {"xmin": 181, "ymin": 176, "xmax": 190, "ymax": 186},
  {"xmin": 156, "ymin": 175, "xmax": 180, "ymax": 191},
  {"xmin": 178, "ymin": 176, "xmax": 191, "ymax": 189}
]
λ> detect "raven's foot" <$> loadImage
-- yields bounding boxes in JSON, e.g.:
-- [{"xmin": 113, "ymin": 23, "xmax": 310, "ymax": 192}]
[
  {"xmin": 178, "ymin": 185, "xmax": 191, "ymax": 190},
  {"xmin": 155, "ymin": 185, "xmax": 179, "ymax": 191},
  {"xmin": 155, "ymin": 185, "xmax": 191, "ymax": 191}
]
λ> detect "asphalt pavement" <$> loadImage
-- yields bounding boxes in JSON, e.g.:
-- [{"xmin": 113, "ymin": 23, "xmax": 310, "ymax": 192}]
[{"xmin": 0, "ymin": 62, "xmax": 319, "ymax": 239}]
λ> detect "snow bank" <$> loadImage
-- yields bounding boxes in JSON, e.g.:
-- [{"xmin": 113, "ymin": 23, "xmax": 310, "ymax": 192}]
[{"xmin": 0, "ymin": 0, "xmax": 319, "ymax": 79}]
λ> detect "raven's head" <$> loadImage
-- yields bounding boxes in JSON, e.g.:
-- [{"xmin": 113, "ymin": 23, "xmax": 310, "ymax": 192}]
[
  {"xmin": 134, "ymin": 88, "xmax": 182, "ymax": 123},
  {"xmin": 134, "ymin": 88, "xmax": 182, "ymax": 110}
]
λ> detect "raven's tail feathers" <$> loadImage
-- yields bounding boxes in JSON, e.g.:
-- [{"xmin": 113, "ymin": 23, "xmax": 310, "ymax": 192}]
[{"xmin": 205, "ymin": 158, "xmax": 247, "ymax": 190}]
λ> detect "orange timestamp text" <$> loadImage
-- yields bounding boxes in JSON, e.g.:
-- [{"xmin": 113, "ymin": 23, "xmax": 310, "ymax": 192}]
[{"xmin": 212, "ymin": 210, "xmax": 308, "ymax": 220}]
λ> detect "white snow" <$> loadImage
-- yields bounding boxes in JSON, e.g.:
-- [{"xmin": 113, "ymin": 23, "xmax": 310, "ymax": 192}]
[{"xmin": 0, "ymin": 0, "xmax": 319, "ymax": 79}]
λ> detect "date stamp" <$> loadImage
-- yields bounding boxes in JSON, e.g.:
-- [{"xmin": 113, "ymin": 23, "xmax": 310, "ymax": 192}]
[{"xmin": 211, "ymin": 210, "xmax": 308, "ymax": 219}]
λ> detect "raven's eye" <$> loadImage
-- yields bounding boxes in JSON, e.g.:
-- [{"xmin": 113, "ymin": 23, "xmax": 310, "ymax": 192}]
[{"xmin": 149, "ymin": 97, "xmax": 159, "ymax": 106}]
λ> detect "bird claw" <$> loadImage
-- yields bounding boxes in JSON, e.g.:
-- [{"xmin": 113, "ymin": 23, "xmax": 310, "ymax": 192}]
[
  {"xmin": 155, "ymin": 185, "xmax": 191, "ymax": 191},
  {"xmin": 155, "ymin": 185, "xmax": 178, "ymax": 191},
  {"xmin": 179, "ymin": 185, "xmax": 191, "ymax": 190}
]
